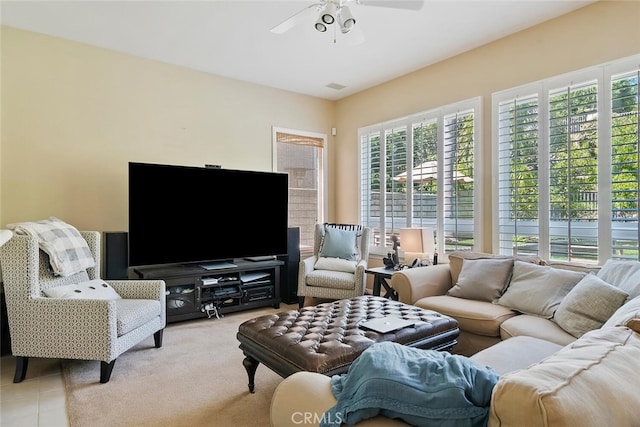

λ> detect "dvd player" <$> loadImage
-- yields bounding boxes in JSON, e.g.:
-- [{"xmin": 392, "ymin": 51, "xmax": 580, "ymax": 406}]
[{"xmin": 244, "ymin": 256, "xmax": 276, "ymax": 262}]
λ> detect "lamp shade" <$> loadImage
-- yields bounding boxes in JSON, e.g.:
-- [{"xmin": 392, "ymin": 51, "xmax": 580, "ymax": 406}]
[{"xmin": 400, "ymin": 227, "xmax": 435, "ymax": 255}]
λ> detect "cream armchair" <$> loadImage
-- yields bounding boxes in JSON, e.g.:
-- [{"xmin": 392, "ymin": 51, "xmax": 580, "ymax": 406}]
[
  {"xmin": 297, "ymin": 223, "xmax": 371, "ymax": 307},
  {"xmin": 0, "ymin": 231, "xmax": 166, "ymax": 383}
]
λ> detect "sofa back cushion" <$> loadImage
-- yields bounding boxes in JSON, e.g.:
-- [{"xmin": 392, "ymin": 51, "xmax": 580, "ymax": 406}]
[
  {"xmin": 447, "ymin": 257, "xmax": 514, "ymax": 302},
  {"xmin": 553, "ymin": 273, "xmax": 628, "ymax": 338},
  {"xmin": 543, "ymin": 259, "xmax": 601, "ymax": 274},
  {"xmin": 448, "ymin": 252, "xmax": 543, "ymax": 286},
  {"xmin": 489, "ymin": 327, "xmax": 640, "ymax": 427},
  {"xmin": 318, "ymin": 226, "xmax": 360, "ymax": 261},
  {"xmin": 597, "ymin": 259, "xmax": 640, "ymax": 300},
  {"xmin": 495, "ymin": 261, "xmax": 585, "ymax": 319}
]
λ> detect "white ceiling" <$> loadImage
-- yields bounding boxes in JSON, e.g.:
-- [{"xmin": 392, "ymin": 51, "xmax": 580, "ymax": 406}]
[{"xmin": 1, "ymin": 0, "xmax": 596, "ymax": 100}]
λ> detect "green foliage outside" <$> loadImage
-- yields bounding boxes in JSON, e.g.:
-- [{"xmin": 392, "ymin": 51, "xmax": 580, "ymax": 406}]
[
  {"xmin": 363, "ymin": 74, "xmax": 638, "ymax": 259},
  {"xmin": 363, "ymin": 112, "xmax": 475, "ymax": 248},
  {"xmin": 506, "ymin": 75, "xmax": 638, "ymax": 260}
]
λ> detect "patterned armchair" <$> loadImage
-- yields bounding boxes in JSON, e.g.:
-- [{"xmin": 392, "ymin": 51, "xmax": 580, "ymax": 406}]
[
  {"xmin": 297, "ymin": 223, "xmax": 371, "ymax": 307},
  {"xmin": 0, "ymin": 230, "xmax": 166, "ymax": 383}
]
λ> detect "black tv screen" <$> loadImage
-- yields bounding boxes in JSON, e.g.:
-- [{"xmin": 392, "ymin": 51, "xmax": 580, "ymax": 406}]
[{"xmin": 128, "ymin": 162, "xmax": 288, "ymax": 267}]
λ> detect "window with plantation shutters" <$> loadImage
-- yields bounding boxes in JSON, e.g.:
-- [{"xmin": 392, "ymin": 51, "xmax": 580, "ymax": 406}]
[
  {"xmin": 497, "ymin": 94, "xmax": 540, "ymax": 257},
  {"xmin": 360, "ymin": 129, "xmax": 381, "ymax": 243},
  {"xmin": 384, "ymin": 125, "xmax": 409, "ymax": 238},
  {"xmin": 360, "ymin": 97, "xmax": 481, "ymax": 255},
  {"xmin": 443, "ymin": 109, "xmax": 475, "ymax": 251},
  {"xmin": 548, "ymin": 81, "xmax": 599, "ymax": 261},
  {"xmin": 493, "ymin": 55, "xmax": 639, "ymax": 263},
  {"xmin": 611, "ymin": 69, "xmax": 640, "ymax": 260},
  {"xmin": 273, "ymin": 127, "xmax": 326, "ymax": 250}
]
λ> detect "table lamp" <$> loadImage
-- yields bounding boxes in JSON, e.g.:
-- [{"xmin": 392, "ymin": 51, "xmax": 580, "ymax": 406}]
[{"xmin": 400, "ymin": 227, "xmax": 435, "ymax": 266}]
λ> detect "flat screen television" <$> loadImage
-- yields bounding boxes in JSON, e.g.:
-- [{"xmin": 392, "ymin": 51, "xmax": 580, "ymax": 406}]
[{"xmin": 128, "ymin": 162, "xmax": 288, "ymax": 268}]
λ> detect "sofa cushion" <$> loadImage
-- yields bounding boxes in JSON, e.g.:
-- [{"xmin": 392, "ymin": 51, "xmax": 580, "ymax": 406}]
[
  {"xmin": 489, "ymin": 327, "xmax": 640, "ymax": 427},
  {"xmin": 319, "ymin": 226, "xmax": 359, "ymax": 261},
  {"xmin": 306, "ymin": 269, "xmax": 357, "ymax": 290},
  {"xmin": 115, "ymin": 299, "xmax": 162, "ymax": 336},
  {"xmin": 597, "ymin": 259, "xmax": 640, "ymax": 299},
  {"xmin": 447, "ymin": 257, "xmax": 513, "ymax": 302},
  {"xmin": 553, "ymin": 273, "xmax": 629, "ymax": 338},
  {"xmin": 500, "ymin": 314, "xmax": 576, "ymax": 346},
  {"xmin": 471, "ymin": 336, "xmax": 562, "ymax": 376},
  {"xmin": 448, "ymin": 252, "xmax": 543, "ymax": 287},
  {"xmin": 314, "ymin": 256, "xmax": 357, "ymax": 273},
  {"xmin": 415, "ymin": 295, "xmax": 517, "ymax": 337},
  {"xmin": 602, "ymin": 294, "xmax": 640, "ymax": 333},
  {"xmin": 42, "ymin": 279, "xmax": 122, "ymax": 300},
  {"xmin": 495, "ymin": 261, "xmax": 585, "ymax": 319}
]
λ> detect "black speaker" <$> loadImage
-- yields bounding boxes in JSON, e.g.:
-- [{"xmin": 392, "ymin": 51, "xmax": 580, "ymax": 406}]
[
  {"xmin": 104, "ymin": 231, "xmax": 129, "ymax": 279},
  {"xmin": 279, "ymin": 227, "xmax": 300, "ymax": 304}
]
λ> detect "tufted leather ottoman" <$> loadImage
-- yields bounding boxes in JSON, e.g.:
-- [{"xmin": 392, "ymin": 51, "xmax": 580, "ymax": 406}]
[{"xmin": 236, "ymin": 295, "xmax": 459, "ymax": 392}]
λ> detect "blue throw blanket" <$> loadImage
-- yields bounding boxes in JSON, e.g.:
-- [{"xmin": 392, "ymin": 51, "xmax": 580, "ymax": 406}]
[{"xmin": 320, "ymin": 342, "xmax": 499, "ymax": 427}]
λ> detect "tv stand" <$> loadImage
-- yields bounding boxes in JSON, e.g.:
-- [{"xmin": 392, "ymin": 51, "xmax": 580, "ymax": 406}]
[
  {"xmin": 199, "ymin": 261, "xmax": 237, "ymax": 270},
  {"xmin": 132, "ymin": 259, "xmax": 283, "ymax": 323}
]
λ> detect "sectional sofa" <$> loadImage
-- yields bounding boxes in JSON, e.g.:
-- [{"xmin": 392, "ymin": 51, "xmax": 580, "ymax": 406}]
[
  {"xmin": 393, "ymin": 252, "xmax": 607, "ymax": 356},
  {"xmin": 270, "ymin": 252, "xmax": 640, "ymax": 426}
]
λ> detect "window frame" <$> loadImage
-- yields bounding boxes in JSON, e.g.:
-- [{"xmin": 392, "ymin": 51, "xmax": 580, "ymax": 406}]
[
  {"xmin": 359, "ymin": 97, "xmax": 483, "ymax": 257},
  {"xmin": 272, "ymin": 126, "xmax": 327, "ymax": 252},
  {"xmin": 492, "ymin": 54, "xmax": 640, "ymax": 264}
]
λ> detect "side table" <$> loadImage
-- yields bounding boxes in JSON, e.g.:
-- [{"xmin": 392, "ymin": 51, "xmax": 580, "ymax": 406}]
[{"xmin": 365, "ymin": 266, "xmax": 399, "ymax": 300}]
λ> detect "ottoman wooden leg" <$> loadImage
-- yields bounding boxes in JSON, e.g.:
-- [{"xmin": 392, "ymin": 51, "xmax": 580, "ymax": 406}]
[{"xmin": 242, "ymin": 354, "xmax": 259, "ymax": 393}]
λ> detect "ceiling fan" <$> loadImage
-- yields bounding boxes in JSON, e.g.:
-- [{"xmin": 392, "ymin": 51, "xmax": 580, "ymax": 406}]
[{"xmin": 270, "ymin": 0, "xmax": 424, "ymax": 41}]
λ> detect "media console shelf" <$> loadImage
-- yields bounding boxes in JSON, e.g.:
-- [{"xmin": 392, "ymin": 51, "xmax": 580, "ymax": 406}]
[{"xmin": 132, "ymin": 259, "xmax": 283, "ymax": 323}]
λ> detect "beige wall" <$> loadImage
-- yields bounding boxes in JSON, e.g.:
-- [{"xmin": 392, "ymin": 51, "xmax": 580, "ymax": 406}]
[
  {"xmin": 1, "ymin": 0, "xmax": 639, "ymax": 250},
  {"xmin": 333, "ymin": 0, "xmax": 640, "ymax": 252},
  {"xmin": 0, "ymin": 26, "xmax": 335, "ymax": 231}
]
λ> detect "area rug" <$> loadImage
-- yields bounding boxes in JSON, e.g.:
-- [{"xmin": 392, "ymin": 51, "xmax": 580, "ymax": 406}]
[{"xmin": 62, "ymin": 304, "xmax": 296, "ymax": 427}]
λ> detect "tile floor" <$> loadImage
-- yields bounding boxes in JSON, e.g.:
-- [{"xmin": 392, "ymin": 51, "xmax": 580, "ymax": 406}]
[{"xmin": 0, "ymin": 356, "xmax": 68, "ymax": 427}]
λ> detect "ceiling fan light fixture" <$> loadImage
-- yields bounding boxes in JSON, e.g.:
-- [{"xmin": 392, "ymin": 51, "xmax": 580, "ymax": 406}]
[
  {"xmin": 315, "ymin": 17, "xmax": 327, "ymax": 32},
  {"xmin": 321, "ymin": 2, "xmax": 337, "ymax": 25},
  {"xmin": 339, "ymin": 5, "xmax": 356, "ymax": 33}
]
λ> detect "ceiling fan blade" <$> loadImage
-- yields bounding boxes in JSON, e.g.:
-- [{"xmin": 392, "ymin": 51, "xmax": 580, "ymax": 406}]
[
  {"xmin": 356, "ymin": 0, "xmax": 424, "ymax": 10},
  {"xmin": 270, "ymin": 3, "xmax": 323, "ymax": 34}
]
